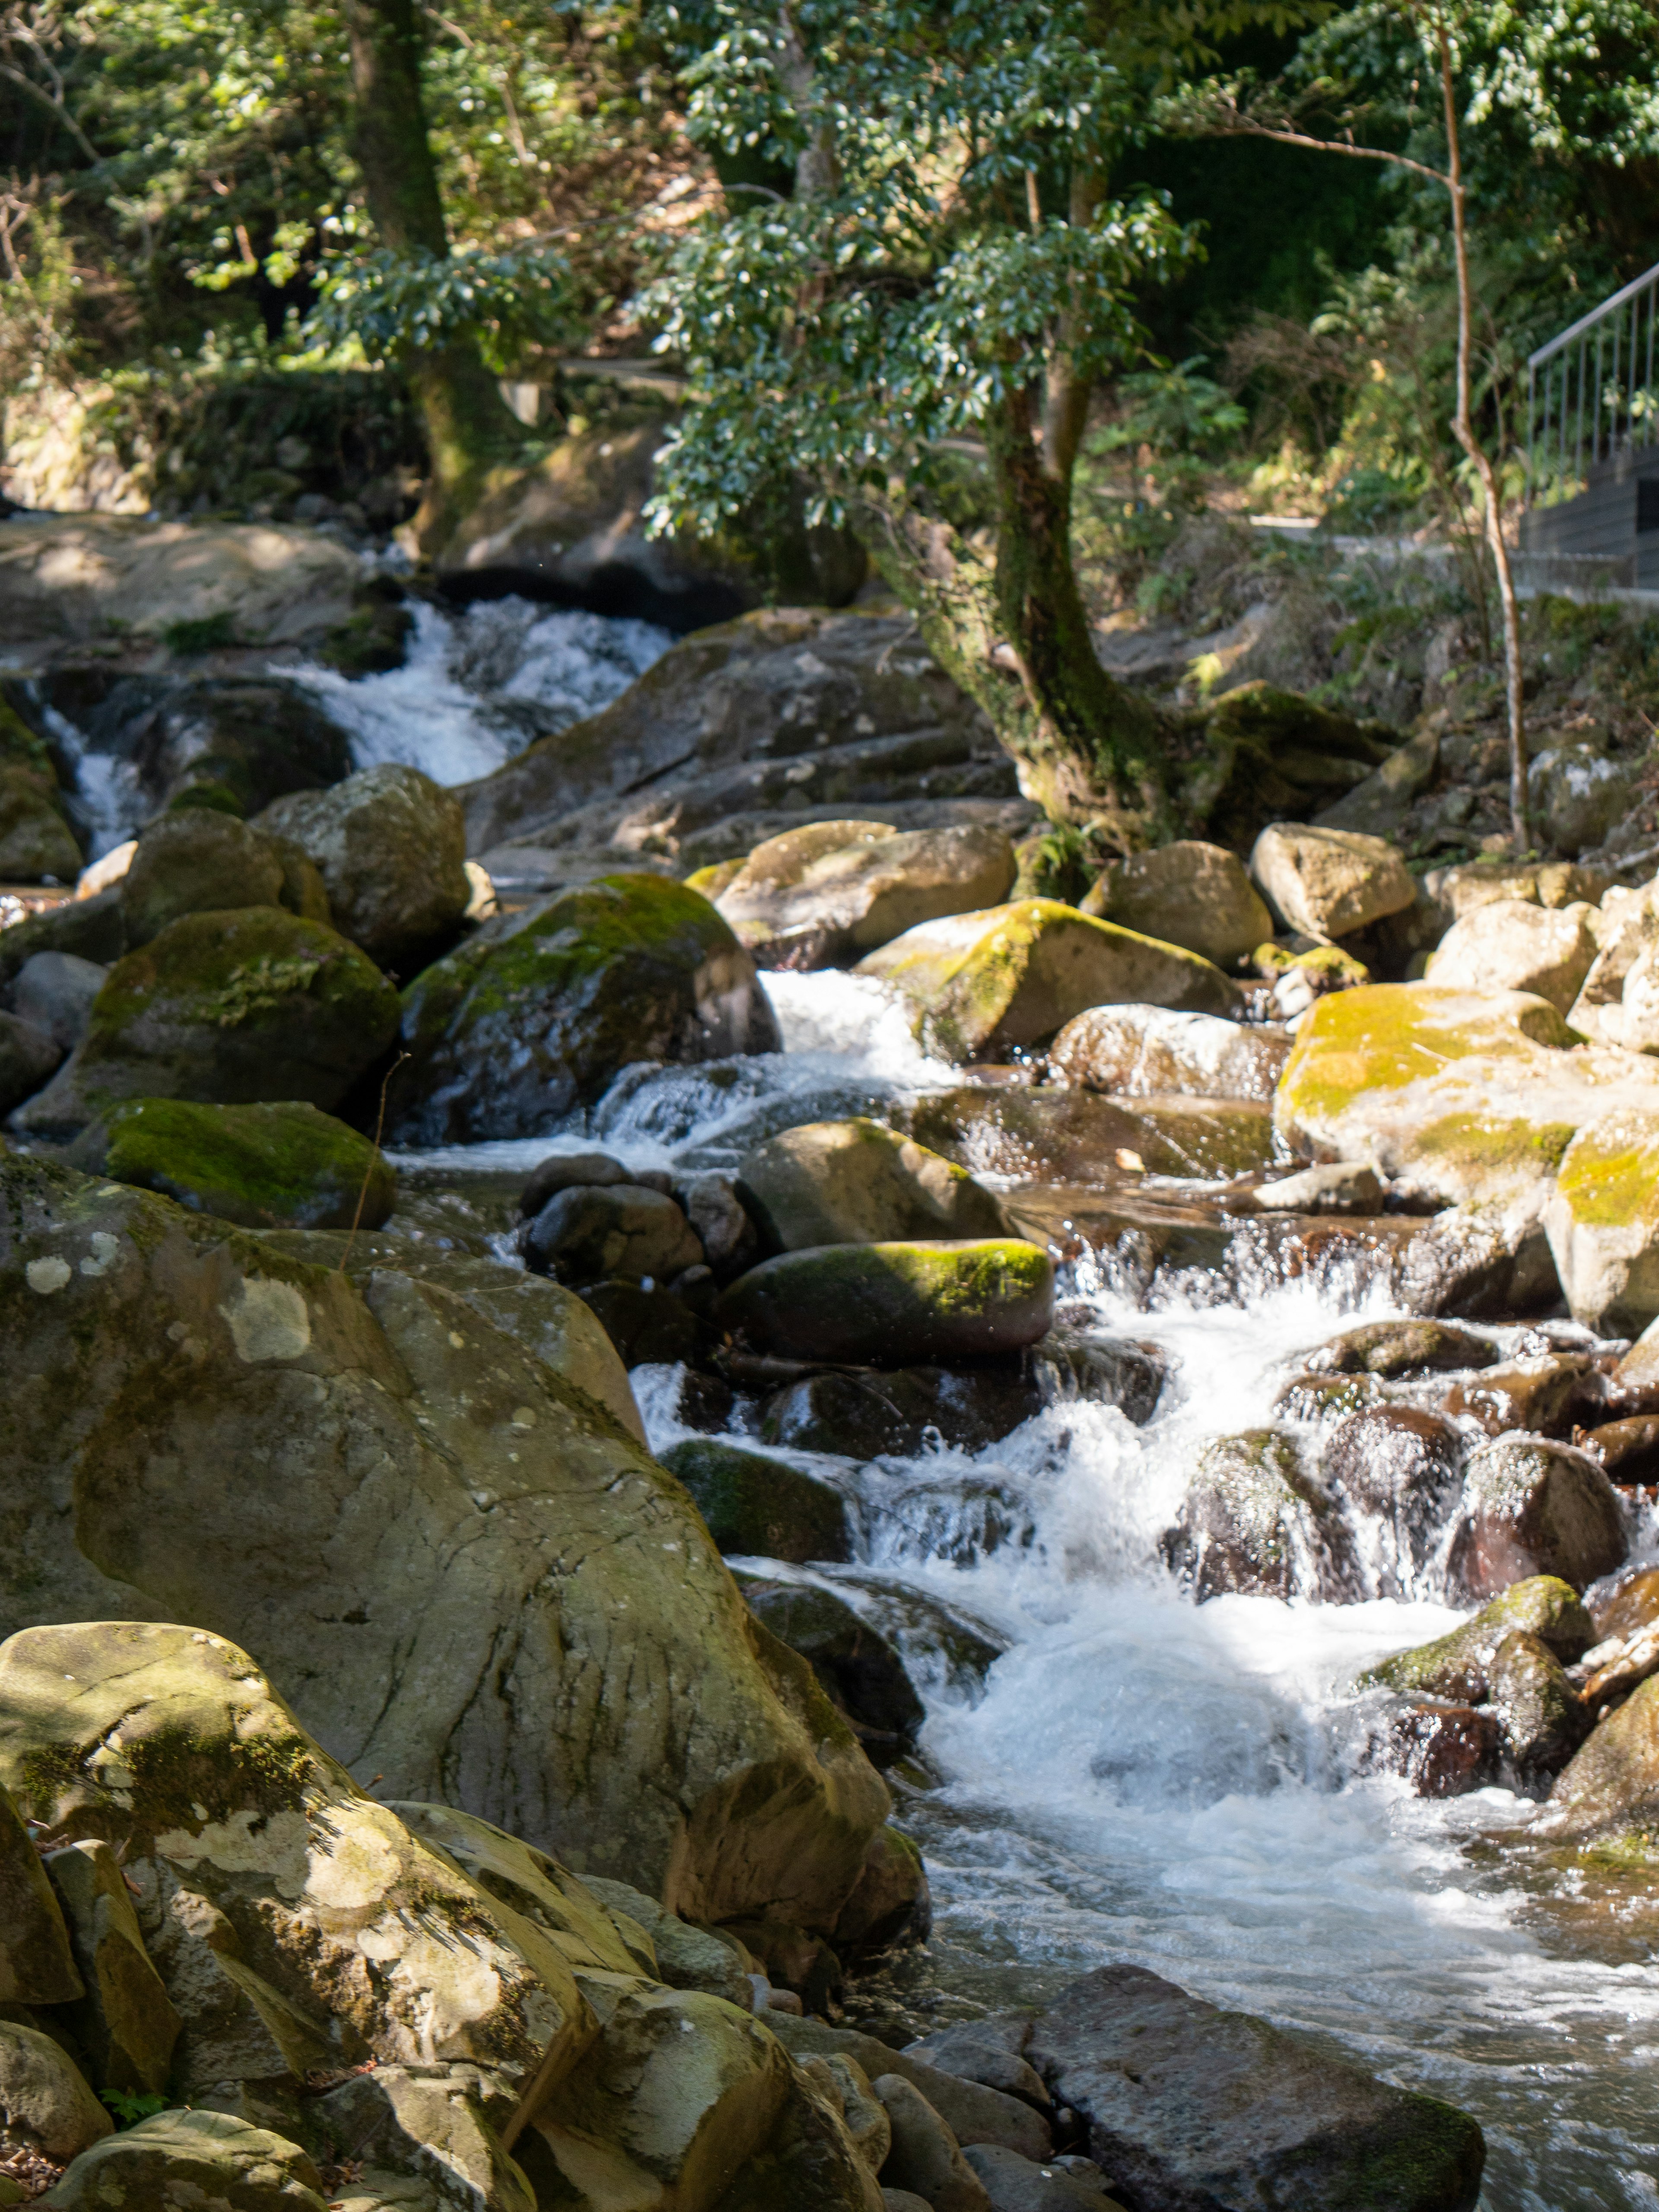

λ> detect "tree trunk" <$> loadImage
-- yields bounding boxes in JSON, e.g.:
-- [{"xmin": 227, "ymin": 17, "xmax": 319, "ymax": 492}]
[{"xmin": 343, "ymin": 0, "xmax": 523, "ymax": 546}]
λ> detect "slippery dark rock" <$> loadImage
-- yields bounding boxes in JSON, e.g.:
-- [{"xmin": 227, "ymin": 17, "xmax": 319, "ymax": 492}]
[
  {"xmin": 1304, "ymin": 1319, "xmax": 1498, "ymax": 1379},
  {"xmin": 1580, "ymin": 1415, "xmax": 1659, "ymax": 1485},
  {"xmin": 0, "ymin": 1008, "xmax": 60, "ymax": 1113},
  {"xmin": 1321, "ymin": 1406, "xmax": 1463, "ymax": 1599},
  {"xmin": 120, "ymin": 808, "xmax": 287, "ymax": 946},
  {"xmin": 1447, "ymin": 1437, "xmax": 1627, "ymax": 1600},
  {"xmin": 1440, "ymin": 1354, "xmax": 1601, "ymax": 1440},
  {"xmin": 676, "ymin": 1171, "xmax": 760, "ymax": 1281},
  {"xmin": 521, "ymin": 1180, "xmax": 704, "ymax": 1286},
  {"xmin": 760, "ymin": 1363, "xmax": 1045, "ymax": 1460},
  {"xmin": 662, "ymin": 1438, "xmax": 851, "ymax": 1565},
  {"xmin": 736, "ymin": 1577, "xmax": 925, "ymax": 1766},
  {"xmin": 1592, "ymin": 1565, "xmax": 1659, "ymax": 1641},
  {"xmin": 1382, "ymin": 1704, "xmax": 1502, "ymax": 1798},
  {"xmin": 388, "ymin": 872, "xmax": 781, "ymax": 1144},
  {"xmin": 1163, "ymin": 1429, "xmax": 1357, "ymax": 1603},
  {"xmin": 1485, "ymin": 1629, "xmax": 1590, "ymax": 1782},
  {"xmin": 959, "ymin": 2144, "xmax": 1121, "ymax": 2212},
  {"xmin": 1027, "ymin": 1964, "xmax": 1485, "ymax": 2212},
  {"xmin": 721, "ymin": 1240, "xmax": 1054, "ymax": 1368},
  {"xmin": 577, "ymin": 1277, "xmax": 712, "ymax": 1369}
]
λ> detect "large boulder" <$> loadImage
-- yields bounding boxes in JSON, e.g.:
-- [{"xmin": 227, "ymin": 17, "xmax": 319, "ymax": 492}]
[
  {"xmin": 120, "ymin": 809, "xmax": 288, "ymax": 947},
  {"xmin": 0, "ymin": 1010, "xmax": 60, "ymax": 1114},
  {"xmin": 1425, "ymin": 897, "xmax": 1597, "ymax": 1016},
  {"xmin": 387, "ymin": 874, "xmax": 781, "ymax": 1146},
  {"xmin": 1249, "ymin": 823, "xmax": 1416, "ymax": 941},
  {"xmin": 855, "ymin": 901, "xmax": 1239, "ymax": 1063},
  {"xmin": 12, "ymin": 952, "xmax": 108, "ymax": 1052},
  {"xmin": 0, "ymin": 2019, "xmax": 111, "ymax": 2163},
  {"xmin": 1544, "ymin": 1110, "xmax": 1659, "ymax": 1335},
  {"xmin": 712, "ymin": 821, "xmax": 1016, "ymax": 969},
  {"xmin": 10, "ymin": 908, "xmax": 401, "ymax": 1139},
  {"xmin": 89, "ymin": 1096, "xmax": 396, "ymax": 1231},
  {"xmin": 1274, "ymin": 982, "xmax": 1659, "ymax": 1221},
  {"xmin": 1080, "ymin": 840, "xmax": 1272, "ymax": 967},
  {"xmin": 719, "ymin": 1240, "xmax": 1054, "ymax": 1367},
  {"xmin": 737, "ymin": 1119, "xmax": 1004, "ymax": 1252},
  {"xmin": 1027, "ymin": 1965, "xmax": 1484, "ymax": 2212},
  {"xmin": 1446, "ymin": 1437, "xmax": 1626, "ymax": 1599},
  {"xmin": 0, "ymin": 1162, "xmax": 895, "ymax": 1934},
  {"xmin": 255, "ymin": 764, "xmax": 469, "ymax": 973},
  {"xmin": 1544, "ymin": 1675, "xmax": 1659, "ymax": 1853},
  {"xmin": 1046, "ymin": 1004, "xmax": 1290, "ymax": 1102},
  {"xmin": 44, "ymin": 2110, "xmax": 326, "ymax": 2212}
]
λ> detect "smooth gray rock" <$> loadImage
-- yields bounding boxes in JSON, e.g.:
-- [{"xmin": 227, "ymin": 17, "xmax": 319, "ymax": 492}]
[{"xmin": 10, "ymin": 951, "xmax": 105, "ymax": 1051}]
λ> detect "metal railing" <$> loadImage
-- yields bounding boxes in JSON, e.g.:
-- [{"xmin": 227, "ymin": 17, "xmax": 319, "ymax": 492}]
[{"xmin": 1527, "ymin": 258, "xmax": 1659, "ymax": 506}]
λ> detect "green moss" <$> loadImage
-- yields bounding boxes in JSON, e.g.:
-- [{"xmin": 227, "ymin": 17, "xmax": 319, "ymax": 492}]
[
  {"xmin": 718, "ymin": 1236, "xmax": 1053, "ymax": 1365},
  {"xmin": 1556, "ymin": 1114, "xmax": 1659, "ymax": 1229},
  {"xmin": 1360, "ymin": 1576, "xmax": 1592, "ymax": 1697},
  {"xmin": 100, "ymin": 1098, "xmax": 395, "ymax": 1232},
  {"xmin": 661, "ymin": 1438, "xmax": 849, "ymax": 1564},
  {"xmin": 1277, "ymin": 982, "xmax": 1576, "ymax": 1131},
  {"xmin": 1409, "ymin": 1112, "xmax": 1576, "ymax": 1180}
]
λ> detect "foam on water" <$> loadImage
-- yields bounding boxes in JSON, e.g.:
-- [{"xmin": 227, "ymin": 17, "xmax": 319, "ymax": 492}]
[
  {"xmin": 287, "ymin": 594, "xmax": 671, "ymax": 786},
  {"xmin": 614, "ymin": 973, "xmax": 1659, "ymax": 2211}
]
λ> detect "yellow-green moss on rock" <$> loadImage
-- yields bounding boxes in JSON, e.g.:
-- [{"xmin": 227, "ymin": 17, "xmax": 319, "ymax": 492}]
[
  {"xmin": 1359, "ymin": 1576, "xmax": 1593, "ymax": 1699},
  {"xmin": 95, "ymin": 1097, "xmax": 395, "ymax": 1232},
  {"xmin": 1544, "ymin": 1109, "xmax": 1659, "ymax": 1334},
  {"xmin": 719, "ymin": 1237, "xmax": 1054, "ymax": 1365}
]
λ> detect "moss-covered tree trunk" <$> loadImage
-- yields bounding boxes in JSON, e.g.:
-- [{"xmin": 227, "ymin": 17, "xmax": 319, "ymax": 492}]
[{"xmin": 343, "ymin": 0, "xmax": 523, "ymax": 547}]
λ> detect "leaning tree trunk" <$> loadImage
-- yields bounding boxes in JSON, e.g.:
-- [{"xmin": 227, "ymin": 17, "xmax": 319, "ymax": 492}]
[{"xmin": 343, "ymin": 0, "xmax": 523, "ymax": 547}]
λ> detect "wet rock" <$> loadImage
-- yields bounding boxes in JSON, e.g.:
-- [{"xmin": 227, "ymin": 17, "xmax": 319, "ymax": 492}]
[
  {"xmin": 1028, "ymin": 1963, "xmax": 1484, "ymax": 2212},
  {"xmin": 0, "ymin": 1010, "xmax": 60, "ymax": 1113},
  {"xmin": 1440, "ymin": 1354, "xmax": 1599, "ymax": 1440},
  {"xmin": 1273, "ymin": 982, "xmax": 1659, "ymax": 1218},
  {"xmin": 662, "ymin": 1439, "xmax": 851, "ymax": 1565},
  {"xmin": 1545, "ymin": 1110, "xmax": 1659, "ymax": 1335},
  {"xmin": 768, "ymin": 2023, "xmax": 1052, "ymax": 2164},
  {"xmin": 1592, "ymin": 1565, "xmax": 1659, "ymax": 1640},
  {"xmin": 1321, "ymin": 1407, "xmax": 1463, "ymax": 1599},
  {"xmin": 1034, "ymin": 1324, "xmax": 1166, "ymax": 1426},
  {"xmin": 119, "ymin": 810, "xmax": 287, "ymax": 947},
  {"xmin": 1362, "ymin": 1576, "xmax": 1595, "ymax": 1699},
  {"xmin": 520, "ymin": 1181, "xmax": 703, "ymax": 1287},
  {"xmin": 1249, "ymin": 823, "xmax": 1417, "ymax": 941},
  {"xmin": 1274, "ymin": 1370, "xmax": 1385, "ymax": 1423},
  {"xmin": 43, "ymin": 1838, "xmax": 182, "ymax": 2095},
  {"xmin": 713, "ymin": 820, "xmax": 1016, "ymax": 969},
  {"xmin": 577, "ymin": 1277, "xmax": 711, "ymax": 1369},
  {"xmin": 1447, "ymin": 1437, "xmax": 1626, "ymax": 1599},
  {"xmin": 737, "ymin": 1578, "xmax": 925, "ymax": 1767},
  {"xmin": 85, "ymin": 1097, "xmax": 396, "ymax": 1232},
  {"xmin": 10, "ymin": 952, "xmax": 106, "ymax": 1052},
  {"xmin": 1247, "ymin": 1161, "xmax": 1384, "ymax": 1214},
  {"xmin": 0, "ymin": 1167, "xmax": 893, "ymax": 1932},
  {"xmin": 1573, "ymin": 1622, "xmax": 1659, "ymax": 1710},
  {"xmin": 872, "ymin": 2075, "xmax": 992, "ymax": 2212},
  {"xmin": 721, "ymin": 1241, "xmax": 1054, "ymax": 1367},
  {"xmin": 906, "ymin": 1087, "xmax": 1275, "ymax": 1184},
  {"xmin": 517, "ymin": 1149, "xmax": 639, "ymax": 1213},
  {"xmin": 0, "ymin": 1783, "xmax": 81, "ymax": 2005},
  {"xmin": 44, "ymin": 2109, "xmax": 326, "ymax": 2212},
  {"xmin": 1486, "ymin": 1629, "xmax": 1589, "ymax": 1781},
  {"xmin": 856, "ymin": 900, "xmax": 1240, "ymax": 1062},
  {"xmin": 388, "ymin": 874, "xmax": 780, "ymax": 1145},
  {"xmin": 1304, "ymin": 1319, "xmax": 1497, "ymax": 1379},
  {"xmin": 759, "ymin": 1364, "xmax": 1042, "ymax": 1459},
  {"xmin": 677, "ymin": 1172, "xmax": 760, "ymax": 1281},
  {"xmin": 833, "ymin": 1825, "xmax": 932, "ymax": 1961},
  {"xmin": 1046, "ymin": 1004, "xmax": 1290, "ymax": 1103},
  {"xmin": 1425, "ymin": 897, "xmax": 1597, "ymax": 1016},
  {"xmin": 958, "ymin": 2145, "xmax": 1121, "ymax": 2212},
  {"xmin": 1163, "ymin": 1429, "xmax": 1356, "ymax": 1602},
  {"xmin": 739, "ymin": 1119, "xmax": 1006, "ymax": 1252},
  {"xmin": 1079, "ymin": 840, "xmax": 1273, "ymax": 968},
  {"xmin": 1382, "ymin": 1703, "xmax": 1501, "ymax": 1797},
  {"xmin": 255, "ymin": 764, "xmax": 470, "ymax": 973},
  {"xmin": 820, "ymin": 1583, "xmax": 1008, "ymax": 1707},
  {"xmin": 903, "ymin": 2027, "xmax": 1049, "ymax": 2119},
  {"xmin": 11, "ymin": 908, "xmax": 401, "ymax": 1138},
  {"xmin": 1544, "ymin": 1674, "xmax": 1659, "ymax": 1851}
]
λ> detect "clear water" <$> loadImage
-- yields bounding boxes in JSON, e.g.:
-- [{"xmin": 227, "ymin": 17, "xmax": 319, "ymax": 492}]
[{"xmin": 420, "ymin": 969, "xmax": 1659, "ymax": 2212}]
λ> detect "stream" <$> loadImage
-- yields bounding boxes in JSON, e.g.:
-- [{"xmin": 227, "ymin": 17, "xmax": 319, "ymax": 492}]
[{"xmin": 399, "ymin": 973, "xmax": 1659, "ymax": 2212}]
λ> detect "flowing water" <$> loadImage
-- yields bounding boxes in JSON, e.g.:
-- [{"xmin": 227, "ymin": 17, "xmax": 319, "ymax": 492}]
[{"xmin": 398, "ymin": 969, "xmax": 1659, "ymax": 2212}]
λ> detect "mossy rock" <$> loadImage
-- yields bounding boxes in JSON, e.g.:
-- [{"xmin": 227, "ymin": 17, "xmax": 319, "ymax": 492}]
[
  {"xmin": 120, "ymin": 811, "xmax": 287, "ymax": 947},
  {"xmin": 1359, "ymin": 1575, "xmax": 1593, "ymax": 1699},
  {"xmin": 855, "ymin": 898, "xmax": 1240, "ymax": 1061},
  {"xmin": 386, "ymin": 873, "xmax": 782, "ymax": 1146},
  {"xmin": 660, "ymin": 1438, "xmax": 850, "ymax": 1564},
  {"xmin": 1545, "ymin": 1674, "xmax": 1659, "ymax": 1854},
  {"xmin": 0, "ymin": 763, "xmax": 81, "ymax": 884},
  {"xmin": 11, "ymin": 907, "xmax": 400, "ymax": 1139},
  {"xmin": 718, "ymin": 1238, "xmax": 1053, "ymax": 1366},
  {"xmin": 1186, "ymin": 680, "xmax": 1398, "ymax": 850},
  {"xmin": 93, "ymin": 1098, "xmax": 395, "ymax": 1232},
  {"xmin": 1163, "ymin": 1428, "xmax": 1355, "ymax": 1602},
  {"xmin": 1306, "ymin": 1319, "xmax": 1497, "ymax": 1379},
  {"xmin": 1545, "ymin": 1109, "xmax": 1659, "ymax": 1335}
]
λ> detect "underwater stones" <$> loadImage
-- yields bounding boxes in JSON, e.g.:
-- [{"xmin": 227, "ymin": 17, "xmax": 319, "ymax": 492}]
[
  {"xmin": 736, "ymin": 1579, "xmax": 925, "ymax": 1767},
  {"xmin": 1321, "ymin": 1407, "xmax": 1463, "ymax": 1601},
  {"xmin": 0, "ymin": 2021, "xmax": 110, "ymax": 2166},
  {"xmin": 1078, "ymin": 840, "xmax": 1272, "ymax": 968},
  {"xmin": 720, "ymin": 1240, "xmax": 1054, "ymax": 1367},
  {"xmin": 91, "ymin": 1097, "xmax": 396, "ymax": 1231},
  {"xmin": 387, "ymin": 874, "xmax": 780, "ymax": 1145},
  {"xmin": 1425, "ymin": 897, "xmax": 1597, "ymax": 1017},
  {"xmin": 1046, "ymin": 1004, "xmax": 1290, "ymax": 1102},
  {"xmin": 1273, "ymin": 981, "xmax": 1659, "ymax": 1219},
  {"xmin": 11, "ymin": 907, "xmax": 400, "ymax": 1138},
  {"xmin": 1248, "ymin": 823, "xmax": 1416, "ymax": 941},
  {"xmin": 0, "ymin": 1009, "xmax": 61, "ymax": 1113},
  {"xmin": 661, "ymin": 1439, "xmax": 851, "ymax": 1565},
  {"xmin": 119, "ymin": 809, "xmax": 287, "ymax": 947},
  {"xmin": 0, "ymin": 1164, "xmax": 890, "ymax": 1932},
  {"xmin": 1304, "ymin": 1319, "xmax": 1497, "ymax": 1379},
  {"xmin": 0, "ymin": 1783, "xmax": 82, "ymax": 2004},
  {"xmin": 713, "ymin": 820, "xmax": 1017, "ymax": 969},
  {"xmin": 1447, "ymin": 1437, "xmax": 1627, "ymax": 1600},
  {"xmin": 737, "ymin": 1119, "xmax": 1005, "ymax": 1252},
  {"xmin": 1363, "ymin": 1576, "xmax": 1595, "ymax": 1701},
  {"xmin": 44, "ymin": 2108, "xmax": 327, "ymax": 2212},
  {"xmin": 520, "ymin": 1181, "xmax": 704, "ymax": 1287},
  {"xmin": 1027, "ymin": 1964, "xmax": 1484, "ymax": 2212},
  {"xmin": 1162, "ymin": 1429, "xmax": 1355, "ymax": 1603},
  {"xmin": 1544, "ymin": 1110, "xmax": 1659, "ymax": 1335},
  {"xmin": 255, "ymin": 763, "xmax": 469, "ymax": 973},
  {"xmin": 855, "ymin": 900, "xmax": 1240, "ymax": 1062}
]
